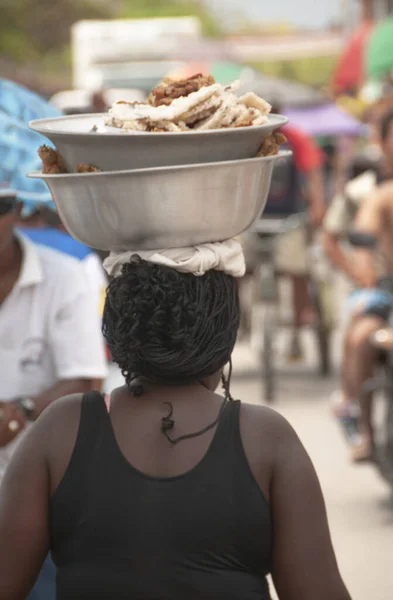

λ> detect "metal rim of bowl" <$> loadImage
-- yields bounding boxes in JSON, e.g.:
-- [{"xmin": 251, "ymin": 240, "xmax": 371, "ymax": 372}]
[
  {"xmin": 28, "ymin": 113, "xmax": 288, "ymax": 137},
  {"xmin": 28, "ymin": 150, "xmax": 292, "ymax": 180}
]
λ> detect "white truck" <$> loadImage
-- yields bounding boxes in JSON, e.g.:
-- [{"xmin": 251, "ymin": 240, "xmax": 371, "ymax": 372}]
[{"xmin": 71, "ymin": 17, "xmax": 202, "ymax": 92}]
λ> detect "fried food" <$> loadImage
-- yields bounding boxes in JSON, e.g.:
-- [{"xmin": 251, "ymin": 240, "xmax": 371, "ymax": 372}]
[
  {"xmin": 106, "ymin": 83, "xmax": 221, "ymax": 132},
  {"xmin": 257, "ymin": 132, "xmax": 287, "ymax": 157},
  {"xmin": 179, "ymin": 94, "xmax": 224, "ymax": 128},
  {"xmin": 104, "ymin": 75, "xmax": 272, "ymax": 133},
  {"xmin": 238, "ymin": 92, "xmax": 271, "ymax": 116},
  {"xmin": 38, "ymin": 145, "xmax": 67, "ymax": 174},
  {"xmin": 76, "ymin": 164, "xmax": 102, "ymax": 173},
  {"xmin": 149, "ymin": 74, "xmax": 216, "ymax": 107},
  {"xmin": 38, "ymin": 146, "xmax": 103, "ymax": 174}
]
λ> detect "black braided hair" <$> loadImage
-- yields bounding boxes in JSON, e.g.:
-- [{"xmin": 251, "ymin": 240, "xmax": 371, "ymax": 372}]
[{"xmin": 103, "ymin": 256, "xmax": 240, "ymax": 396}]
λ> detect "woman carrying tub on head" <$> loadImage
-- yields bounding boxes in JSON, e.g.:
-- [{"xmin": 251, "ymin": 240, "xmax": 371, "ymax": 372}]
[{"xmin": 0, "ymin": 241, "xmax": 351, "ymax": 600}]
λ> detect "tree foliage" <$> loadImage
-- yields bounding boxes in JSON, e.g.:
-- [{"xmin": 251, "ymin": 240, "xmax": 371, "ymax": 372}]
[
  {"xmin": 0, "ymin": 0, "xmax": 112, "ymax": 61},
  {"xmin": 0, "ymin": 0, "xmax": 221, "ymax": 93},
  {"xmin": 250, "ymin": 56, "xmax": 338, "ymax": 88},
  {"xmin": 0, "ymin": 0, "xmax": 220, "ymax": 65},
  {"xmin": 120, "ymin": 0, "xmax": 222, "ymax": 37}
]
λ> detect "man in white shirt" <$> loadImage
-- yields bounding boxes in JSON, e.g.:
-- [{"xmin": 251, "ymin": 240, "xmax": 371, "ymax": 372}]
[
  {"xmin": 0, "ymin": 190, "xmax": 108, "ymax": 470},
  {"xmin": 19, "ymin": 205, "xmax": 108, "ymax": 317},
  {"xmin": 0, "ymin": 190, "xmax": 108, "ymax": 599}
]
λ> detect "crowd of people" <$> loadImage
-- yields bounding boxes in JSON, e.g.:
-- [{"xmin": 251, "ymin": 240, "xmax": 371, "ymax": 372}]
[{"xmin": 2, "ymin": 77, "xmax": 393, "ymax": 599}]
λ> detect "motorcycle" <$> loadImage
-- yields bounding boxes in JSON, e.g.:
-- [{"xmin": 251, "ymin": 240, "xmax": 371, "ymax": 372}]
[{"xmin": 349, "ymin": 230, "xmax": 393, "ymax": 486}]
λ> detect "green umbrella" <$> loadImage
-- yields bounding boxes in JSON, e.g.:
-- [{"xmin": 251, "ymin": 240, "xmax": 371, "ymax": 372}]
[{"xmin": 366, "ymin": 16, "xmax": 393, "ymax": 80}]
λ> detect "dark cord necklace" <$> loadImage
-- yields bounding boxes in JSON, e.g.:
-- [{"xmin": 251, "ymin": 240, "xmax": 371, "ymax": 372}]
[
  {"xmin": 160, "ymin": 360, "xmax": 233, "ymax": 445},
  {"xmin": 160, "ymin": 394, "xmax": 229, "ymax": 445}
]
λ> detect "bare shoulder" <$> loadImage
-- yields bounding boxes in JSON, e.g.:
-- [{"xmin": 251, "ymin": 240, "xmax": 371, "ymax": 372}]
[
  {"xmin": 34, "ymin": 394, "xmax": 86, "ymax": 494},
  {"xmin": 240, "ymin": 402, "xmax": 298, "ymax": 446},
  {"xmin": 239, "ymin": 403, "xmax": 301, "ymax": 500},
  {"xmin": 34, "ymin": 394, "xmax": 84, "ymax": 453},
  {"xmin": 37, "ymin": 393, "xmax": 83, "ymax": 429},
  {"xmin": 2, "ymin": 394, "xmax": 85, "ymax": 491}
]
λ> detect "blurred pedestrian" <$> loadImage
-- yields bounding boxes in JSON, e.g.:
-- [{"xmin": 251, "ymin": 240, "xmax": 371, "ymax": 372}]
[
  {"xmin": 0, "ymin": 253, "xmax": 351, "ymax": 600},
  {"xmin": 277, "ymin": 118, "xmax": 326, "ymax": 359},
  {"xmin": 19, "ymin": 205, "xmax": 115, "ymax": 385},
  {"xmin": 323, "ymin": 155, "xmax": 386, "ymax": 285},
  {"xmin": 0, "ymin": 190, "xmax": 108, "ymax": 599},
  {"xmin": 19, "ymin": 205, "xmax": 108, "ymax": 318},
  {"xmin": 241, "ymin": 111, "xmax": 326, "ymax": 358}
]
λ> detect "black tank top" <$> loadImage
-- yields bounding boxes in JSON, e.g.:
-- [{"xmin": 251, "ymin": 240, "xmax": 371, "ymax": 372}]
[{"xmin": 50, "ymin": 393, "xmax": 272, "ymax": 600}]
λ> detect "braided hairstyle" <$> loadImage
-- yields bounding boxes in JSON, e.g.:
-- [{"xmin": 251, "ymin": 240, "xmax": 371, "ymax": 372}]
[{"xmin": 103, "ymin": 256, "xmax": 240, "ymax": 396}]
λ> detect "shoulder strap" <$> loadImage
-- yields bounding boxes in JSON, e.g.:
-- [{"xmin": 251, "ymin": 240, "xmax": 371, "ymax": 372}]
[
  {"xmin": 51, "ymin": 392, "xmax": 108, "ymax": 507},
  {"xmin": 207, "ymin": 399, "xmax": 240, "ymax": 455},
  {"xmin": 74, "ymin": 391, "xmax": 108, "ymax": 458},
  {"xmin": 81, "ymin": 390, "xmax": 108, "ymax": 421}
]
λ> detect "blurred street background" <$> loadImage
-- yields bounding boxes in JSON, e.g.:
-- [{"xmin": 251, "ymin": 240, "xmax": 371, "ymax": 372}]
[
  {"xmin": 3, "ymin": 0, "xmax": 393, "ymax": 598},
  {"xmin": 231, "ymin": 334, "xmax": 393, "ymax": 599}
]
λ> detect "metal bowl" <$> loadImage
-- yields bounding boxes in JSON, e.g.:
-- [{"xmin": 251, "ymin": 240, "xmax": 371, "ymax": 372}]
[
  {"xmin": 28, "ymin": 113, "xmax": 288, "ymax": 172},
  {"xmin": 29, "ymin": 152, "xmax": 290, "ymax": 252}
]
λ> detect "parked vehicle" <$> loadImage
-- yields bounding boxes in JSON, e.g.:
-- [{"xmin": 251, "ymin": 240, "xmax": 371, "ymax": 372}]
[{"xmin": 71, "ymin": 17, "xmax": 201, "ymax": 92}]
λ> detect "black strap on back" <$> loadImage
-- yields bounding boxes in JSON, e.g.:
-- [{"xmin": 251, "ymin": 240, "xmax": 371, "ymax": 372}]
[{"xmin": 75, "ymin": 392, "xmax": 108, "ymax": 460}]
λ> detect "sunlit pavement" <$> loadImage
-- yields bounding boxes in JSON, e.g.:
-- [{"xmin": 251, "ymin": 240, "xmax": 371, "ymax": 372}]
[{"xmin": 231, "ymin": 338, "xmax": 393, "ymax": 600}]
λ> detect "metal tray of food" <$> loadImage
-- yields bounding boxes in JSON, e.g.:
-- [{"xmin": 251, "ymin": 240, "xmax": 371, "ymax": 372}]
[
  {"xmin": 29, "ymin": 114, "xmax": 288, "ymax": 172},
  {"xmin": 29, "ymin": 152, "xmax": 290, "ymax": 252}
]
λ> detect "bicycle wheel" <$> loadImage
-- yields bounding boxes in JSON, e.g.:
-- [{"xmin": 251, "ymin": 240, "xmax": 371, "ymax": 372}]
[{"xmin": 262, "ymin": 306, "xmax": 276, "ymax": 403}]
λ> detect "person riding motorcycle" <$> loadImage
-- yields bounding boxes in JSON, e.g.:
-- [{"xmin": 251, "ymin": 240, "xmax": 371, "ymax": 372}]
[{"xmin": 323, "ymin": 109, "xmax": 393, "ymax": 462}]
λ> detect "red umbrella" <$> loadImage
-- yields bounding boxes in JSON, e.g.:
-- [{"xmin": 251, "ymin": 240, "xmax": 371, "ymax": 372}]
[{"xmin": 332, "ymin": 22, "xmax": 375, "ymax": 95}]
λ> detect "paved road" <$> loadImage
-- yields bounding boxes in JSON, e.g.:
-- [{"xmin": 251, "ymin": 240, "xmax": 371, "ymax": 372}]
[{"xmin": 231, "ymin": 339, "xmax": 393, "ymax": 600}]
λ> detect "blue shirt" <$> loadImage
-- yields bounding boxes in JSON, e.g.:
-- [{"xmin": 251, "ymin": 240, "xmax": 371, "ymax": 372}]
[
  {"xmin": 0, "ymin": 79, "xmax": 62, "ymax": 210},
  {"xmin": 18, "ymin": 228, "xmax": 93, "ymax": 262}
]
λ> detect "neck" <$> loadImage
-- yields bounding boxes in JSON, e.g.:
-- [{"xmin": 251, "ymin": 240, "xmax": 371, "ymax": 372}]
[{"xmin": 0, "ymin": 236, "xmax": 22, "ymax": 276}]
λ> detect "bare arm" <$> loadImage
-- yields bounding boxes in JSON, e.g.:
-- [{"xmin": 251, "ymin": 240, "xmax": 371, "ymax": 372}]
[
  {"xmin": 322, "ymin": 192, "xmax": 355, "ymax": 277},
  {"xmin": 323, "ymin": 230, "xmax": 353, "ymax": 276},
  {"xmin": 28, "ymin": 377, "xmax": 102, "ymax": 418},
  {"xmin": 323, "ymin": 230, "xmax": 374, "ymax": 288},
  {"xmin": 0, "ymin": 425, "xmax": 49, "ymax": 599},
  {"xmin": 0, "ymin": 379, "xmax": 101, "ymax": 449},
  {"xmin": 0, "ymin": 396, "xmax": 82, "ymax": 599},
  {"xmin": 304, "ymin": 167, "xmax": 326, "ymax": 227},
  {"xmin": 270, "ymin": 413, "xmax": 351, "ymax": 600}
]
